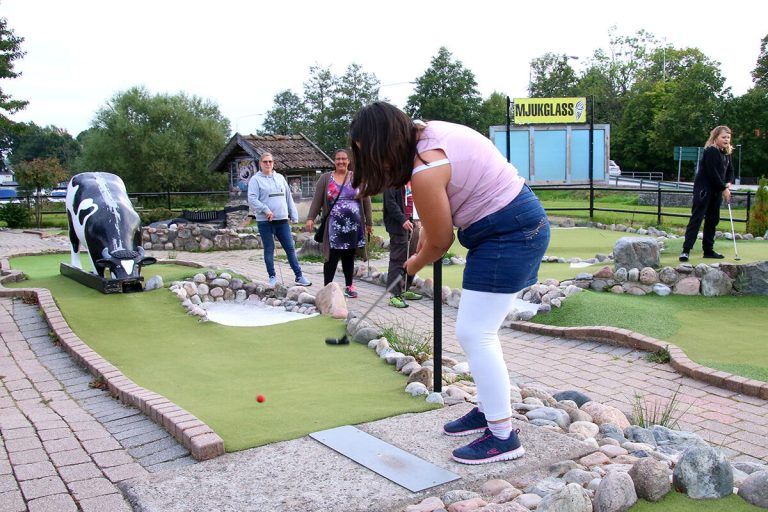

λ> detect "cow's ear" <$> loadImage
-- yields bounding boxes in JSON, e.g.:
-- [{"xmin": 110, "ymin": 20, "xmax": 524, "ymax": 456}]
[{"xmin": 139, "ymin": 257, "xmax": 157, "ymax": 266}]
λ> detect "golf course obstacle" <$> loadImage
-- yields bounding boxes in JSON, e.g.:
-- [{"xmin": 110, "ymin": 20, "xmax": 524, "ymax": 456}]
[{"xmin": 62, "ymin": 172, "xmax": 157, "ymax": 293}]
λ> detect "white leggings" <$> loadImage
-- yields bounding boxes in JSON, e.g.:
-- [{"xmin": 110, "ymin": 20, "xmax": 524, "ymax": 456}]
[{"xmin": 455, "ymin": 289, "xmax": 515, "ymax": 422}]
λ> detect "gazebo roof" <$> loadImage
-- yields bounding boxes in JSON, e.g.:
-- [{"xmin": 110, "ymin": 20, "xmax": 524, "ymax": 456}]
[{"xmin": 208, "ymin": 133, "xmax": 334, "ymax": 173}]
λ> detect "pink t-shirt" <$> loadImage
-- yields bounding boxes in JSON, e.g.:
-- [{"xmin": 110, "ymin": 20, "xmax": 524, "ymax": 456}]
[{"xmin": 414, "ymin": 121, "xmax": 524, "ymax": 230}]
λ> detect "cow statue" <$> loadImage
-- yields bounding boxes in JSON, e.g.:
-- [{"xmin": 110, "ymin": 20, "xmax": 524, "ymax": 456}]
[{"xmin": 65, "ymin": 172, "xmax": 156, "ymax": 280}]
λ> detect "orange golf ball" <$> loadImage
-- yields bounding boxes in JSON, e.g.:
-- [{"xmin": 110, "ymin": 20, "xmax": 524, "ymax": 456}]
[{"xmin": 256, "ymin": 394, "xmax": 265, "ymax": 403}]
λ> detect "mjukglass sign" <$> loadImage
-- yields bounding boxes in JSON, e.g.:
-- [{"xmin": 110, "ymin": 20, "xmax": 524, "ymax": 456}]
[{"xmin": 513, "ymin": 97, "xmax": 587, "ymax": 124}]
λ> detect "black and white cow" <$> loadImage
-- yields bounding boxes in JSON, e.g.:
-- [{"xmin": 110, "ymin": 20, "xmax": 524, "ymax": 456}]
[{"xmin": 65, "ymin": 172, "xmax": 156, "ymax": 279}]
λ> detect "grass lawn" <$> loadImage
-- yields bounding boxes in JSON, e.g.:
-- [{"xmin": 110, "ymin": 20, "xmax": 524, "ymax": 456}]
[
  {"xmin": 7, "ymin": 254, "xmax": 437, "ymax": 452},
  {"xmin": 532, "ymin": 292, "xmax": 768, "ymax": 382},
  {"xmin": 630, "ymin": 491, "xmax": 763, "ymax": 511}
]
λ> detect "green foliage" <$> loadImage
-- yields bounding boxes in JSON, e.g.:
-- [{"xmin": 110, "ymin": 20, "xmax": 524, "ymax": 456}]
[
  {"xmin": 75, "ymin": 86, "xmax": 230, "ymax": 193},
  {"xmin": 0, "ymin": 202, "xmax": 32, "ymax": 228},
  {"xmin": 725, "ymin": 88, "xmax": 768, "ymax": 180},
  {"xmin": 753, "ymin": 34, "xmax": 768, "ymax": 88},
  {"xmin": 261, "ymin": 63, "xmax": 380, "ymax": 154},
  {"xmin": 646, "ymin": 345, "xmax": 671, "ymax": 364},
  {"xmin": 14, "ymin": 157, "xmax": 69, "ymax": 228},
  {"xmin": 529, "ymin": 53, "xmax": 579, "ymax": 97},
  {"xmin": 0, "ymin": 16, "xmax": 29, "ymax": 160},
  {"xmin": 405, "ymin": 47, "xmax": 483, "ymax": 132},
  {"xmin": 747, "ymin": 177, "xmax": 768, "ymax": 237},
  {"xmin": 380, "ymin": 320, "xmax": 433, "ymax": 363},
  {"xmin": 631, "ymin": 384, "xmax": 689, "ymax": 429},
  {"xmin": 139, "ymin": 208, "xmax": 175, "ymax": 225},
  {"xmin": 260, "ymin": 90, "xmax": 309, "ymax": 135},
  {"xmin": 9, "ymin": 122, "xmax": 81, "ymax": 168},
  {"xmin": 478, "ymin": 92, "xmax": 508, "ymax": 135}
]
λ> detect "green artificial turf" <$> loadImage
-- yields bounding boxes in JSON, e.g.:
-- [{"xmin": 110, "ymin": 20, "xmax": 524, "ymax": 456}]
[
  {"xmin": 630, "ymin": 491, "xmax": 763, "ymax": 511},
  {"xmin": 8, "ymin": 254, "xmax": 436, "ymax": 452},
  {"xmin": 533, "ymin": 292, "xmax": 768, "ymax": 382}
]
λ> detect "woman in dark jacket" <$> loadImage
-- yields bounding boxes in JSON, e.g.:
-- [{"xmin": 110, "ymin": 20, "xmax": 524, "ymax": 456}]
[
  {"xmin": 306, "ymin": 149, "xmax": 372, "ymax": 297},
  {"xmin": 680, "ymin": 126, "xmax": 734, "ymax": 261}
]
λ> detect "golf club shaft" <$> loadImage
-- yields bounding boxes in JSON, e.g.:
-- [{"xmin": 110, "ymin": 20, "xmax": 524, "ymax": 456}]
[
  {"xmin": 352, "ymin": 275, "xmax": 403, "ymax": 327},
  {"xmin": 727, "ymin": 202, "xmax": 740, "ymax": 258}
]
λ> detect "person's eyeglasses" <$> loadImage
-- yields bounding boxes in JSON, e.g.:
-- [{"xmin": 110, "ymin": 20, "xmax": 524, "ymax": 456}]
[{"xmin": 262, "ymin": 160, "xmax": 273, "ymax": 164}]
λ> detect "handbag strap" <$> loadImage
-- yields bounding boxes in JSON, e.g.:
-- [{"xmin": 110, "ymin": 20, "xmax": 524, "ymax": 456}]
[{"xmin": 319, "ymin": 175, "xmax": 345, "ymax": 224}]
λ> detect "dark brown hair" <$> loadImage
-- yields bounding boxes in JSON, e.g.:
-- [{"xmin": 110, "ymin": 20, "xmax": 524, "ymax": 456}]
[{"xmin": 350, "ymin": 102, "xmax": 417, "ymax": 197}]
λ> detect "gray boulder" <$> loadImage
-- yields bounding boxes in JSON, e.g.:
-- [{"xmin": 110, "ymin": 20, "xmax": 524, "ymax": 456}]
[
  {"xmin": 734, "ymin": 262, "xmax": 768, "ymax": 295},
  {"xmin": 553, "ymin": 390, "xmax": 592, "ymax": 407},
  {"xmin": 673, "ymin": 446, "xmax": 733, "ymax": 499},
  {"xmin": 594, "ymin": 470, "xmax": 638, "ymax": 512},
  {"xmin": 738, "ymin": 470, "xmax": 768, "ymax": 508},
  {"xmin": 613, "ymin": 237, "xmax": 661, "ymax": 270},
  {"xmin": 701, "ymin": 269, "xmax": 733, "ymax": 296},
  {"xmin": 628, "ymin": 458, "xmax": 671, "ymax": 502},
  {"xmin": 538, "ymin": 482, "xmax": 592, "ymax": 512}
]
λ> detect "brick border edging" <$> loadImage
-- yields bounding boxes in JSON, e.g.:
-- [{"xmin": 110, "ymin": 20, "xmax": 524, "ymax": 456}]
[
  {"xmin": 0, "ymin": 257, "xmax": 225, "ymax": 460},
  {"xmin": 511, "ymin": 321, "xmax": 768, "ymax": 400}
]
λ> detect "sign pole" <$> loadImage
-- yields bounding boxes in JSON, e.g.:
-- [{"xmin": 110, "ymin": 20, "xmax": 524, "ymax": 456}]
[
  {"xmin": 433, "ymin": 259, "xmax": 442, "ymax": 393},
  {"xmin": 588, "ymin": 95, "xmax": 594, "ymax": 218},
  {"xmin": 677, "ymin": 147, "xmax": 682, "ymax": 189}
]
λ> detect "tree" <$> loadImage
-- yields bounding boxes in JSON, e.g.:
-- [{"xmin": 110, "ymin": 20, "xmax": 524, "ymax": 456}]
[
  {"xmin": 747, "ymin": 177, "xmax": 768, "ymax": 237},
  {"xmin": 76, "ymin": 86, "xmax": 230, "ymax": 193},
  {"xmin": 752, "ymin": 34, "xmax": 768, "ymax": 88},
  {"xmin": 724, "ymin": 86, "xmax": 768, "ymax": 180},
  {"xmin": 9, "ymin": 122, "xmax": 81, "ymax": 168},
  {"xmin": 478, "ymin": 91, "xmax": 508, "ymax": 135},
  {"xmin": 327, "ymin": 63, "xmax": 380, "ymax": 151},
  {"xmin": 260, "ymin": 89, "xmax": 308, "ymax": 136},
  {"xmin": 0, "ymin": 16, "xmax": 28, "ymax": 165},
  {"xmin": 302, "ymin": 65, "xmax": 337, "ymax": 153},
  {"xmin": 528, "ymin": 53, "xmax": 579, "ymax": 98},
  {"xmin": 14, "ymin": 157, "xmax": 69, "ymax": 228},
  {"xmin": 406, "ymin": 47, "xmax": 483, "ymax": 131}
]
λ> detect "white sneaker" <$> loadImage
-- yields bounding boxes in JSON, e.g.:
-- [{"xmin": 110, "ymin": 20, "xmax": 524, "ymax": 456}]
[
  {"xmin": 295, "ymin": 275, "xmax": 312, "ymax": 286},
  {"xmin": 268, "ymin": 276, "xmax": 278, "ymax": 287}
]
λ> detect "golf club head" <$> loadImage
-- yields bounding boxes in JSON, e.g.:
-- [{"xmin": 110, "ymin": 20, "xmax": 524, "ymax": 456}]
[{"xmin": 325, "ymin": 335, "xmax": 349, "ymax": 345}]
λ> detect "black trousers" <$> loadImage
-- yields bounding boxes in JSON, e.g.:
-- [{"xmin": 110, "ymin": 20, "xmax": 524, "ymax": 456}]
[
  {"xmin": 683, "ymin": 186, "xmax": 722, "ymax": 253},
  {"xmin": 324, "ymin": 248, "xmax": 356, "ymax": 287},
  {"xmin": 386, "ymin": 229, "xmax": 419, "ymax": 295}
]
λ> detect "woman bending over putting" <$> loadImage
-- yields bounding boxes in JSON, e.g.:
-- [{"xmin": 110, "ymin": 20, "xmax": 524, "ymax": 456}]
[{"xmin": 350, "ymin": 102, "xmax": 550, "ymax": 465}]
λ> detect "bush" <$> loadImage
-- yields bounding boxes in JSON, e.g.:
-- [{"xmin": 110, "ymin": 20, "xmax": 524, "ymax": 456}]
[
  {"xmin": 140, "ymin": 208, "xmax": 175, "ymax": 225},
  {"xmin": 0, "ymin": 203, "xmax": 33, "ymax": 228},
  {"xmin": 747, "ymin": 177, "xmax": 768, "ymax": 237}
]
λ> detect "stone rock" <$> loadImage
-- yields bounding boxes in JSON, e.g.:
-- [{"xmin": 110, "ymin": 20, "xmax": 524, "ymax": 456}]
[
  {"xmin": 737, "ymin": 470, "xmax": 768, "ymax": 508},
  {"xmin": 627, "ymin": 268, "xmax": 640, "ymax": 281},
  {"xmin": 145, "ymin": 275, "xmax": 164, "ymax": 291},
  {"xmin": 490, "ymin": 487, "xmax": 523, "ymax": 505},
  {"xmin": 624, "ymin": 427, "xmax": 657, "ymax": 447},
  {"xmin": 563, "ymin": 469, "xmax": 599, "ymax": 487},
  {"xmin": 481, "ymin": 479, "xmax": 514, "ymax": 497},
  {"xmin": 537, "ymin": 483, "xmax": 592, "ymax": 512},
  {"xmin": 442, "ymin": 490, "xmax": 481, "ymax": 506},
  {"xmin": 297, "ymin": 292, "xmax": 315, "ymax": 305},
  {"xmin": 553, "ymin": 390, "xmax": 592, "ymax": 407},
  {"xmin": 569, "ymin": 421, "xmax": 599, "ymax": 438},
  {"xmin": 673, "ymin": 276, "xmax": 700, "ymax": 295},
  {"xmin": 593, "ymin": 266, "xmax": 614, "ymax": 279},
  {"xmin": 614, "ymin": 267, "xmax": 628, "ymax": 282},
  {"xmin": 405, "ymin": 496, "xmax": 445, "ymax": 512},
  {"xmin": 314, "ymin": 282, "xmax": 348, "ymax": 319},
  {"xmin": 733, "ymin": 462, "xmax": 768, "ymax": 475},
  {"xmin": 405, "ymin": 382, "xmax": 428, "ymax": 396},
  {"xmin": 733, "ymin": 262, "xmax": 768, "ymax": 295},
  {"xmin": 673, "ymin": 446, "xmax": 733, "ymax": 499},
  {"xmin": 514, "ymin": 494, "xmax": 542, "ymax": 509},
  {"xmin": 701, "ymin": 269, "xmax": 733, "ymax": 296},
  {"xmin": 526, "ymin": 407, "xmax": 570, "ymax": 430},
  {"xmin": 594, "ymin": 470, "xmax": 638, "ymax": 512},
  {"xmin": 581, "ymin": 402, "xmax": 630, "ymax": 429},
  {"xmin": 652, "ymin": 283, "xmax": 671, "ymax": 296},
  {"xmin": 652, "ymin": 425, "xmax": 708, "ymax": 455},
  {"xmin": 407, "ymin": 367, "xmax": 433, "ymax": 390},
  {"xmin": 639, "ymin": 267, "xmax": 658, "ymax": 285},
  {"xmin": 613, "ymin": 237, "xmax": 660, "ymax": 270},
  {"xmin": 628, "ymin": 458, "xmax": 670, "ymax": 502},
  {"xmin": 580, "ymin": 451, "xmax": 611, "ymax": 467},
  {"xmin": 525, "ymin": 477, "xmax": 565, "ymax": 497}
]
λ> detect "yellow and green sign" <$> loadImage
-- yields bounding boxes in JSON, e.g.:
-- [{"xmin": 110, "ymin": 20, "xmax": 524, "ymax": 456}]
[{"xmin": 513, "ymin": 97, "xmax": 587, "ymax": 124}]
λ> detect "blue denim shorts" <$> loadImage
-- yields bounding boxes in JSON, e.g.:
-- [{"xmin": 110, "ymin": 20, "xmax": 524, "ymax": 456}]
[{"xmin": 457, "ymin": 185, "xmax": 550, "ymax": 293}]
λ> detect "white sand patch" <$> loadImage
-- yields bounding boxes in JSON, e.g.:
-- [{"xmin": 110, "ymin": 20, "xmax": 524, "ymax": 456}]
[
  {"xmin": 202, "ymin": 302, "xmax": 317, "ymax": 327},
  {"xmin": 569, "ymin": 261, "xmax": 596, "ymax": 269}
]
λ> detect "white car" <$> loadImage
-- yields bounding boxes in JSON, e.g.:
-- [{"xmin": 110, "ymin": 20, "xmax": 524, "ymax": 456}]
[{"xmin": 608, "ymin": 160, "xmax": 622, "ymax": 177}]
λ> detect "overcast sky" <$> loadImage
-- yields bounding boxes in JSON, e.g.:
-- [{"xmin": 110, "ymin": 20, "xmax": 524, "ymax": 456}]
[{"xmin": 3, "ymin": 0, "xmax": 765, "ymax": 137}]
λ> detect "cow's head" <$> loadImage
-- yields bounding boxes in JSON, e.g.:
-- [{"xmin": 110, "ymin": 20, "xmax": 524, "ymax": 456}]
[{"xmin": 96, "ymin": 246, "xmax": 157, "ymax": 279}]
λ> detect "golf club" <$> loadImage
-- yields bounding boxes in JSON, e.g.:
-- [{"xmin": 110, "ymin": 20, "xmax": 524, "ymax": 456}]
[
  {"xmin": 727, "ymin": 202, "xmax": 741, "ymax": 261},
  {"xmin": 325, "ymin": 275, "xmax": 403, "ymax": 345}
]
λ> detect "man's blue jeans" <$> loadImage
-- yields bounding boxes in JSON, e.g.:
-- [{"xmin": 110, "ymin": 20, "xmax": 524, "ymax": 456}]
[{"xmin": 257, "ymin": 220, "xmax": 303, "ymax": 279}]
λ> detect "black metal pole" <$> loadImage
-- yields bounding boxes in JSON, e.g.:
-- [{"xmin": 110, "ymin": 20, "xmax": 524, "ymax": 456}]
[
  {"xmin": 589, "ymin": 95, "xmax": 594, "ymax": 218},
  {"xmin": 433, "ymin": 258, "xmax": 442, "ymax": 393},
  {"xmin": 746, "ymin": 191, "xmax": 751, "ymax": 226},
  {"xmin": 506, "ymin": 96, "xmax": 511, "ymax": 163},
  {"xmin": 657, "ymin": 182, "xmax": 662, "ymax": 225}
]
